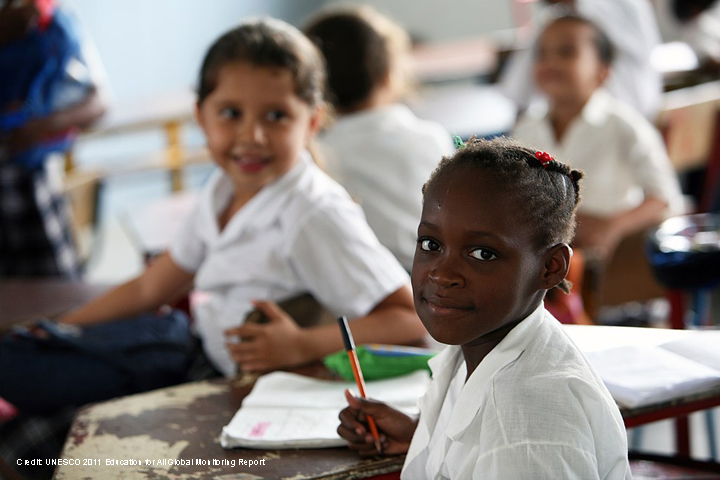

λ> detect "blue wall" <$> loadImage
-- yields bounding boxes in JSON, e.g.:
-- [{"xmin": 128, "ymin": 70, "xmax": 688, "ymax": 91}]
[{"xmin": 69, "ymin": 0, "xmax": 326, "ymax": 104}]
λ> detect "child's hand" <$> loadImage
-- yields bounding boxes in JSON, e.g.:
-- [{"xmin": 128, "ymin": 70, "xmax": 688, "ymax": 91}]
[
  {"xmin": 338, "ymin": 389, "xmax": 417, "ymax": 457},
  {"xmin": 574, "ymin": 214, "xmax": 621, "ymax": 261},
  {"xmin": 8, "ymin": 118, "xmax": 54, "ymax": 154},
  {"xmin": 224, "ymin": 300, "xmax": 310, "ymax": 373}
]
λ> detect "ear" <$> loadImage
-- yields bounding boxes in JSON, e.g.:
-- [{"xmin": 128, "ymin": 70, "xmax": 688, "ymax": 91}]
[
  {"xmin": 194, "ymin": 102, "xmax": 206, "ymax": 132},
  {"xmin": 306, "ymin": 103, "xmax": 326, "ymax": 142},
  {"xmin": 597, "ymin": 63, "xmax": 611, "ymax": 87},
  {"xmin": 540, "ymin": 243, "xmax": 572, "ymax": 290}
]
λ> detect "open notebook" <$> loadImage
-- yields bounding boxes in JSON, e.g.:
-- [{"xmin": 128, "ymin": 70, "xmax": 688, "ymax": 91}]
[
  {"xmin": 582, "ymin": 331, "xmax": 720, "ymax": 409},
  {"xmin": 221, "ymin": 370, "xmax": 430, "ymax": 449}
]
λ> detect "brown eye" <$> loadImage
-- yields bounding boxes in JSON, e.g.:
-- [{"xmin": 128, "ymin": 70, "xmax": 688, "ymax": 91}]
[
  {"xmin": 220, "ymin": 107, "xmax": 239, "ymax": 119},
  {"xmin": 419, "ymin": 238, "xmax": 440, "ymax": 252},
  {"xmin": 266, "ymin": 110, "xmax": 287, "ymax": 122},
  {"xmin": 470, "ymin": 248, "xmax": 497, "ymax": 261}
]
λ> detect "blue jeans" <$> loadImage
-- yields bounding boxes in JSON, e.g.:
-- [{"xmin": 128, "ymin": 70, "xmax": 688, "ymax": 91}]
[{"xmin": 0, "ymin": 310, "xmax": 195, "ymax": 414}]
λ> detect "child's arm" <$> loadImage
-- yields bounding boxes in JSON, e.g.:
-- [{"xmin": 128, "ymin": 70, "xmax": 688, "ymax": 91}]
[
  {"xmin": 225, "ymin": 284, "xmax": 425, "ymax": 372},
  {"xmin": 59, "ymin": 252, "xmax": 194, "ymax": 326},
  {"xmin": 7, "ymin": 88, "xmax": 105, "ymax": 155},
  {"xmin": 575, "ymin": 195, "xmax": 668, "ymax": 259},
  {"xmin": 338, "ymin": 389, "xmax": 417, "ymax": 457}
]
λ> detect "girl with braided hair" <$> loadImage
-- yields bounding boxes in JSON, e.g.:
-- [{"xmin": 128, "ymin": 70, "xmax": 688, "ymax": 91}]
[{"xmin": 337, "ymin": 137, "xmax": 631, "ymax": 479}]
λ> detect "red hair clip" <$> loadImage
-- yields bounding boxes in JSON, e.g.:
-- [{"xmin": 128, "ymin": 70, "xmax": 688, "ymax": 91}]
[{"xmin": 535, "ymin": 151, "xmax": 553, "ymax": 168}]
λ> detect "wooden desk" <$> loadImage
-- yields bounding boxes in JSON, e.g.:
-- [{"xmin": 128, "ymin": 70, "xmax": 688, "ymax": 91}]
[
  {"xmin": 54, "ymin": 374, "xmax": 404, "ymax": 480},
  {"xmin": 54, "ymin": 325, "xmax": 720, "ymax": 479},
  {"xmin": 0, "ymin": 279, "xmax": 108, "ymax": 330}
]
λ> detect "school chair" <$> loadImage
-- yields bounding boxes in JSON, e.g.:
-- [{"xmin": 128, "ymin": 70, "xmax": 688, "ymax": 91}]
[
  {"xmin": 658, "ymin": 80, "xmax": 720, "ymax": 177},
  {"xmin": 63, "ymin": 169, "xmax": 103, "ymax": 271},
  {"xmin": 646, "ymin": 212, "xmax": 720, "ymax": 460},
  {"xmin": 576, "ymin": 231, "xmax": 668, "ymax": 325}
]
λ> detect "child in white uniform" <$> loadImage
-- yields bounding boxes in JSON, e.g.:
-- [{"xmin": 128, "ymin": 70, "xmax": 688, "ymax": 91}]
[
  {"xmin": 512, "ymin": 15, "xmax": 683, "ymax": 262},
  {"xmin": 58, "ymin": 18, "xmax": 426, "ymax": 375},
  {"xmin": 305, "ymin": 7, "xmax": 453, "ymax": 272},
  {"xmin": 337, "ymin": 138, "xmax": 631, "ymax": 479},
  {"xmin": 500, "ymin": 0, "xmax": 662, "ymax": 119}
]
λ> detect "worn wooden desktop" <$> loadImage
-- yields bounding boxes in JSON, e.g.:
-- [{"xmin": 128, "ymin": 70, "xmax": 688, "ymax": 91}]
[{"xmin": 53, "ymin": 370, "xmax": 404, "ymax": 480}]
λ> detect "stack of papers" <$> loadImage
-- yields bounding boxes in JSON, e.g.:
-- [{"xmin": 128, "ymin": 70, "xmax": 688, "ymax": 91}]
[
  {"xmin": 221, "ymin": 370, "xmax": 430, "ymax": 449},
  {"xmin": 582, "ymin": 331, "xmax": 720, "ymax": 409}
]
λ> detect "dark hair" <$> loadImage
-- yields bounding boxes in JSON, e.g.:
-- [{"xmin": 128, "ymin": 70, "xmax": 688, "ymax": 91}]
[
  {"xmin": 423, "ymin": 137, "xmax": 583, "ymax": 294},
  {"xmin": 549, "ymin": 15, "xmax": 615, "ymax": 65},
  {"xmin": 672, "ymin": 0, "xmax": 717, "ymax": 21},
  {"xmin": 197, "ymin": 17, "xmax": 325, "ymax": 106},
  {"xmin": 304, "ymin": 7, "xmax": 409, "ymax": 111}
]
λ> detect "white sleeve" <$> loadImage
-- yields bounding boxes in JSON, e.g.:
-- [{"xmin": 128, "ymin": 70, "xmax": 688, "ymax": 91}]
[
  {"xmin": 625, "ymin": 119, "xmax": 685, "ymax": 215},
  {"xmin": 285, "ymin": 203, "xmax": 409, "ymax": 319},
  {"xmin": 168, "ymin": 202, "xmax": 206, "ymax": 273}
]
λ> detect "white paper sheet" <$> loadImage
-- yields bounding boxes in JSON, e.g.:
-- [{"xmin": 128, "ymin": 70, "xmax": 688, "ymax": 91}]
[
  {"xmin": 584, "ymin": 344, "xmax": 720, "ymax": 409},
  {"xmin": 221, "ymin": 370, "xmax": 430, "ymax": 449}
]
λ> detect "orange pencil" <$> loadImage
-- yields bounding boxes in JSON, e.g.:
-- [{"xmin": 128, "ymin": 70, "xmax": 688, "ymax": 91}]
[{"xmin": 338, "ymin": 316, "xmax": 382, "ymax": 454}]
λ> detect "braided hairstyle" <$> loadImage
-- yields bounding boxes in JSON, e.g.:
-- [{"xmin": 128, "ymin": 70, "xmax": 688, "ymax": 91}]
[{"xmin": 423, "ymin": 136, "xmax": 583, "ymax": 293}]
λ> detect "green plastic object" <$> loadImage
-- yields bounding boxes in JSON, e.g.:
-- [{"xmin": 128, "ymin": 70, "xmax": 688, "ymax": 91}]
[{"xmin": 323, "ymin": 344, "xmax": 437, "ymax": 381}]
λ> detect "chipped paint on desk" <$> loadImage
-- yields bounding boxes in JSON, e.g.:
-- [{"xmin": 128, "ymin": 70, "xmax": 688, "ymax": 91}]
[{"xmin": 54, "ymin": 375, "xmax": 405, "ymax": 479}]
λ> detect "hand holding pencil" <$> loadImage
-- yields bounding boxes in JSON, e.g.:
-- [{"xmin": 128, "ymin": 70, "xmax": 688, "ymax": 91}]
[{"xmin": 336, "ymin": 316, "xmax": 418, "ymax": 457}]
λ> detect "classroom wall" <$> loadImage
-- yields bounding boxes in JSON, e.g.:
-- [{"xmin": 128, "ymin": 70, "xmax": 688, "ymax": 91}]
[
  {"xmin": 68, "ymin": 0, "xmax": 514, "ymax": 105},
  {"xmin": 68, "ymin": 0, "xmax": 326, "ymax": 104},
  {"xmin": 319, "ymin": 0, "xmax": 516, "ymax": 43}
]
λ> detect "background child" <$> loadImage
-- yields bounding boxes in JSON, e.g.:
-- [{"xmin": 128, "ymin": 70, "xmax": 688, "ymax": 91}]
[
  {"xmin": 512, "ymin": 15, "xmax": 683, "ymax": 263},
  {"xmin": 499, "ymin": 0, "xmax": 661, "ymax": 119},
  {"xmin": 337, "ymin": 137, "xmax": 631, "ymax": 479},
  {"xmin": 652, "ymin": 0, "xmax": 720, "ymax": 71},
  {"xmin": 305, "ymin": 6, "xmax": 453, "ymax": 272},
  {"xmin": 0, "ymin": 17, "xmax": 425, "ymax": 477},
  {"xmin": 55, "ymin": 16, "xmax": 425, "ymax": 379},
  {"xmin": 0, "ymin": 0, "xmax": 106, "ymax": 278}
]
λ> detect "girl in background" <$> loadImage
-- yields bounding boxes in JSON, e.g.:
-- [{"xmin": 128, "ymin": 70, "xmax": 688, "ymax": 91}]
[{"xmin": 306, "ymin": 6, "xmax": 453, "ymax": 272}]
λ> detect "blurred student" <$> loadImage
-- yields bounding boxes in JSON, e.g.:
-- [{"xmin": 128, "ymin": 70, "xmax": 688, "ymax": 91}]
[
  {"xmin": 0, "ymin": 0, "xmax": 106, "ymax": 278},
  {"xmin": 512, "ymin": 15, "xmax": 683, "ymax": 263},
  {"xmin": 305, "ymin": 6, "xmax": 453, "ymax": 272},
  {"xmin": 0, "ymin": 17, "xmax": 426, "ymax": 479},
  {"xmin": 500, "ymin": 0, "xmax": 662, "ymax": 119},
  {"xmin": 652, "ymin": 0, "xmax": 720, "ymax": 69}
]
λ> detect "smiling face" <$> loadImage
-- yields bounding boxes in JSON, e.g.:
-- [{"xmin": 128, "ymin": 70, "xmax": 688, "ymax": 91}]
[
  {"xmin": 195, "ymin": 61, "xmax": 322, "ymax": 196},
  {"xmin": 411, "ymin": 165, "xmax": 548, "ymax": 348},
  {"xmin": 534, "ymin": 19, "xmax": 609, "ymax": 106}
]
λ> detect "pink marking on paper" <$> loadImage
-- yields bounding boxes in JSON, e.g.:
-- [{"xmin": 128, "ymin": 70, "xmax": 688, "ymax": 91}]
[{"xmin": 249, "ymin": 421, "xmax": 271, "ymax": 438}]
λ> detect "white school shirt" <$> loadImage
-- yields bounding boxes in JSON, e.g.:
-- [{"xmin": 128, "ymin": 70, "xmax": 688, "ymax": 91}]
[
  {"xmin": 512, "ymin": 89, "xmax": 683, "ymax": 218},
  {"xmin": 402, "ymin": 305, "xmax": 632, "ymax": 480},
  {"xmin": 499, "ymin": 0, "xmax": 662, "ymax": 119},
  {"xmin": 319, "ymin": 104, "xmax": 454, "ymax": 271},
  {"xmin": 169, "ymin": 152, "xmax": 409, "ymax": 376}
]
